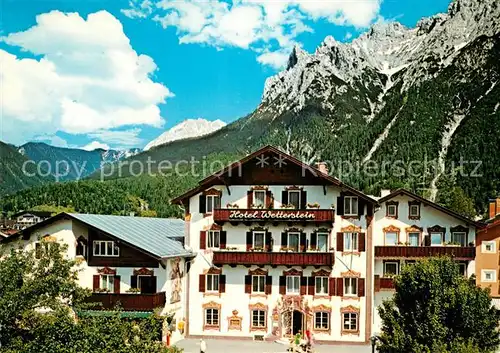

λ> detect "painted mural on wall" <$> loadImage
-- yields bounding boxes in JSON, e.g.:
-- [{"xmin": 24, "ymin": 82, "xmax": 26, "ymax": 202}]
[{"xmin": 170, "ymin": 257, "xmax": 183, "ymax": 304}]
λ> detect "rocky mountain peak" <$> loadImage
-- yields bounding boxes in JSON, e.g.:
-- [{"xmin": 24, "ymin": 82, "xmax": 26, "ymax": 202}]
[{"xmin": 287, "ymin": 45, "xmax": 309, "ymax": 70}]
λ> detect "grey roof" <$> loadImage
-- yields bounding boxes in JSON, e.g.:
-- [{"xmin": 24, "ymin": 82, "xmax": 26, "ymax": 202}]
[{"xmin": 68, "ymin": 213, "xmax": 191, "ymax": 258}]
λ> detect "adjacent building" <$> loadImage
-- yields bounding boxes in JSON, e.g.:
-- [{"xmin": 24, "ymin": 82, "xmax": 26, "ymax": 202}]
[{"xmin": 9, "ymin": 210, "xmax": 52, "ymax": 230}]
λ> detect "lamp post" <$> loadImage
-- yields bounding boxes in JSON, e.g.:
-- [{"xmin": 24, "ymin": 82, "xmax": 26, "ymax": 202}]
[{"xmin": 370, "ymin": 336, "xmax": 378, "ymax": 353}]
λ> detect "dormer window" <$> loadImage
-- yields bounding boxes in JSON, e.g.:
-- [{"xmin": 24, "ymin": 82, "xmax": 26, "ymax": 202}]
[
  {"xmin": 253, "ymin": 190, "xmax": 266, "ymax": 208},
  {"xmin": 409, "ymin": 201, "xmax": 421, "ymax": 219},
  {"xmin": 386, "ymin": 202, "xmax": 398, "ymax": 218},
  {"xmin": 344, "ymin": 196, "xmax": 358, "ymax": 216},
  {"xmin": 288, "ymin": 190, "xmax": 301, "ymax": 209},
  {"xmin": 206, "ymin": 195, "xmax": 221, "ymax": 213}
]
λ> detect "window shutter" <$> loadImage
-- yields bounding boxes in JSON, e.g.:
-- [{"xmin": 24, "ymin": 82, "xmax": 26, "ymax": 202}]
[
  {"xmin": 93, "ymin": 275, "xmax": 100, "ymax": 291},
  {"xmin": 374, "ymin": 275, "xmax": 381, "ymax": 292},
  {"xmin": 220, "ymin": 231, "xmax": 227, "ymax": 249},
  {"xmin": 281, "ymin": 232, "xmax": 288, "ymax": 248},
  {"xmin": 130, "ymin": 275, "xmax": 138, "ymax": 289},
  {"xmin": 358, "ymin": 278, "xmax": 365, "ymax": 297},
  {"xmin": 200, "ymin": 231, "xmax": 207, "ymax": 250},
  {"xmin": 247, "ymin": 191, "xmax": 253, "ymax": 208},
  {"xmin": 114, "ymin": 275, "xmax": 121, "ymax": 293},
  {"xmin": 265, "ymin": 276, "xmax": 272, "ymax": 294},
  {"xmin": 366, "ymin": 204, "xmax": 374, "ymax": 217},
  {"xmin": 282, "ymin": 191, "xmax": 288, "ymax": 205},
  {"xmin": 424, "ymin": 234, "xmax": 431, "ymax": 246},
  {"xmin": 307, "ymin": 276, "xmax": 315, "ymax": 295},
  {"xmin": 336, "ymin": 278, "xmax": 344, "ymax": 296},
  {"xmin": 151, "ymin": 276, "xmax": 157, "ymax": 293},
  {"xmin": 199, "ymin": 195, "xmax": 206, "ymax": 214},
  {"xmin": 358, "ymin": 198, "xmax": 365, "ymax": 216},
  {"xmin": 245, "ymin": 275, "xmax": 251, "ymax": 293},
  {"xmin": 337, "ymin": 195, "xmax": 344, "ymax": 215},
  {"xmin": 219, "ymin": 275, "xmax": 226, "ymax": 293},
  {"xmin": 279, "ymin": 276, "xmax": 286, "ymax": 295},
  {"xmin": 199, "ymin": 274, "xmax": 206, "ymax": 293},
  {"xmin": 310, "ymin": 232, "xmax": 317, "ymax": 250},
  {"xmin": 300, "ymin": 232, "xmax": 307, "ymax": 252},
  {"xmin": 359, "ymin": 233, "xmax": 366, "ymax": 252},
  {"xmin": 265, "ymin": 231, "xmax": 272, "ymax": 252},
  {"xmin": 300, "ymin": 190, "xmax": 307, "ymax": 209},
  {"xmin": 300, "ymin": 276, "xmax": 307, "ymax": 295},
  {"xmin": 336, "ymin": 232, "xmax": 344, "ymax": 252},
  {"xmin": 266, "ymin": 191, "xmax": 272, "ymax": 208},
  {"xmin": 246, "ymin": 231, "xmax": 253, "ymax": 251},
  {"xmin": 35, "ymin": 243, "xmax": 42, "ymax": 259},
  {"xmin": 329, "ymin": 277, "xmax": 336, "ymax": 296}
]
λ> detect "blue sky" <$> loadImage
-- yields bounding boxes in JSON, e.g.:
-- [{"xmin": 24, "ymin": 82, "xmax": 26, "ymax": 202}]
[{"xmin": 0, "ymin": 0, "xmax": 452, "ymax": 150}]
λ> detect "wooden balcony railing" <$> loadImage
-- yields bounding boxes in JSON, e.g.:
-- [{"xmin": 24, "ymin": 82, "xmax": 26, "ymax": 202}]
[
  {"xmin": 213, "ymin": 209, "xmax": 334, "ymax": 224},
  {"xmin": 375, "ymin": 246, "xmax": 475, "ymax": 260},
  {"xmin": 374, "ymin": 275, "xmax": 395, "ymax": 292},
  {"xmin": 213, "ymin": 251, "xmax": 334, "ymax": 266},
  {"xmin": 85, "ymin": 292, "xmax": 166, "ymax": 311}
]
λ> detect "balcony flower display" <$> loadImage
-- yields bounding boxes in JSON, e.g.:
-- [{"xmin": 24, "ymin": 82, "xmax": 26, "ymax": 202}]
[
  {"xmin": 307, "ymin": 202, "xmax": 321, "ymax": 209},
  {"xmin": 226, "ymin": 203, "xmax": 239, "ymax": 209},
  {"xmin": 126, "ymin": 288, "xmax": 141, "ymax": 294}
]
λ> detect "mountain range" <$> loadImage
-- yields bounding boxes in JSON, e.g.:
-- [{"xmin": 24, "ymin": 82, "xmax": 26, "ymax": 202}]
[{"xmin": 1, "ymin": 0, "xmax": 499, "ymax": 217}]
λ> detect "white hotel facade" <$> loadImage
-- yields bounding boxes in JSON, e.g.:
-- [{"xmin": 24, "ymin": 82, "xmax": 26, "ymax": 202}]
[{"xmin": 172, "ymin": 146, "xmax": 479, "ymax": 344}]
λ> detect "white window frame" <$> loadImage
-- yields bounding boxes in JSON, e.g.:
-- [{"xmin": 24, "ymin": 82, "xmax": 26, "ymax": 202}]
[
  {"xmin": 384, "ymin": 261, "xmax": 399, "ymax": 276},
  {"xmin": 251, "ymin": 310, "xmax": 266, "ymax": 328},
  {"xmin": 93, "ymin": 240, "xmax": 119, "ymax": 257},
  {"xmin": 316, "ymin": 232, "xmax": 328, "ymax": 252},
  {"xmin": 315, "ymin": 276, "xmax": 329, "ymax": 295},
  {"xmin": 481, "ymin": 269, "xmax": 496, "ymax": 283},
  {"xmin": 205, "ymin": 308, "xmax": 219, "ymax": 326},
  {"xmin": 409, "ymin": 204, "xmax": 420, "ymax": 217},
  {"xmin": 206, "ymin": 274, "xmax": 220, "ymax": 292},
  {"xmin": 100, "ymin": 274, "xmax": 114, "ymax": 291},
  {"xmin": 252, "ymin": 275, "xmax": 266, "ymax": 293},
  {"xmin": 286, "ymin": 276, "xmax": 300, "ymax": 294},
  {"xmin": 451, "ymin": 232, "xmax": 467, "ymax": 246},
  {"xmin": 314, "ymin": 312, "xmax": 329, "ymax": 330},
  {"xmin": 207, "ymin": 230, "xmax": 220, "ymax": 249},
  {"xmin": 430, "ymin": 232, "xmax": 443, "ymax": 246},
  {"xmin": 288, "ymin": 190, "xmax": 301, "ymax": 209},
  {"xmin": 344, "ymin": 196, "xmax": 358, "ymax": 216},
  {"xmin": 344, "ymin": 232, "xmax": 358, "ymax": 251},
  {"xmin": 343, "ymin": 277, "xmax": 357, "ymax": 297},
  {"xmin": 482, "ymin": 241, "xmax": 496, "ymax": 254},
  {"xmin": 253, "ymin": 231, "xmax": 266, "ymax": 250},
  {"xmin": 206, "ymin": 195, "xmax": 220, "ymax": 213},
  {"xmin": 253, "ymin": 190, "xmax": 266, "ymax": 207},
  {"xmin": 288, "ymin": 232, "xmax": 300, "ymax": 252},
  {"xmin": 343, "ymin": 312, "xmax": 358, "ymax": 332},
  {"xmin": 387, "ymin": 204, "xmax": 397, "ymax": 217},
  {"xmin": 408, "ymin": 232, "xmax": 420, "ymax": 247}
]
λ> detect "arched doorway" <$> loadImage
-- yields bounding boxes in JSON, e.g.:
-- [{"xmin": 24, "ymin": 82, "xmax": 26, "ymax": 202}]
[{"xmin": 292, "ymin": 310, "xmax": 303, "ymax": 335}]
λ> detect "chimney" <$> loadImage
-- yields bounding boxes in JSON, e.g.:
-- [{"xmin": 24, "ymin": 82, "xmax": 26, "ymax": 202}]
[
  {"xmin": 380, "ymin": 189, "xmax": 392, "ymax": 197},
  {"xmin": 489, "ymin": 197, "xmax": 500, "ymax": 219},
  {"xmin": 315, "ymin": 162, "xmax": 329, "ymax": 175}
]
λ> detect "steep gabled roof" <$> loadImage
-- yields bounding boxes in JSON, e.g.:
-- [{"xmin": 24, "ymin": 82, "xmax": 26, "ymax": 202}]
[
  {"xmin": 10, "ymin": 210, "xmax": 52, "ymax": 218},
  {"xmin": 171, "ymin": 145, "xmax": 376, "ymax": 205},
  {"xmin": 378, "ymin": 188, "xmax": 482, "ymax": 227},
  {"xmin": 2, "ymin": 212, "xmax": 192, "ymax": 259}
]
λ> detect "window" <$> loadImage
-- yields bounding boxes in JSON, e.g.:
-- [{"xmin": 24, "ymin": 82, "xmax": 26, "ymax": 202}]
[
  {"xmin": 344, "ymin": 196, "xmax": 358, "ymax": 216},
  {"xmin": 452, "ymin": 232, "xmax": 467, "ymax": 246},
  {"xmin": 482, "ymin": 241, "xmax": 496, "ymax": 253},
  {"xmin": 430, "ymin": 232, "xmax": 443, "ymax": 246},
  {"xmin": 344, "ymin": 278, "xmax": 357, "ymax": 296},
  {"xmin": 100, "ymin": 274, "xmax": 114, "ymax": 291},
  {"xmin": 481, "ymin": 270, "xmax": 496, "ymax": 282},
  {"xmin": 206, "ymin": 274, "xmax": 220, "ymax": 292},
  {"xmin": 35, "ymin": 241, "xmax": 56, "ymax": 259},
  {"xmin": 93, "ymin": 240, "xmax": 119, "ymax": 257},
  {"xmin": 315, "ymin": 277, "xmax": 328, "ymax": 295},
  {"xmin": 409, "ymin": 204, "xmax": 420, "ymax": 218},
  {"xmin": 384, "ymin": 262, "xmax": 399, "ymax": 276},
  {"xmin": 253, "ymin": 190, "xmax": 266, "ymax": 207},
  {"xmin": 344, "ymin": 233, "xmax": 358, "ymax": 251},
  {"xmin": 288, "ymin": 190, "xmax": 301, "ymax": 209},
  {"xmin": 76, "ymin": 240, "xmax": 87, "ymax": 257},
  {"xmin": 408, "ymin": 232, "xmax": 420, "ymax": 246},
  {"xmin": 458, "ymin": 263, "xmax": 467, "ymax": 276},
  {"xmin": 314, "ymin": 312, "xmax": 329, "ymax": 330},
  {"xmin": 205, "ymin": 308, "xmax": 219, "ymax": 326},
  {"xmin": 206, "ymin": 195, "xmax": 221, "ymax": 213},
  {"xmin": 286, "ymin": 276, "xmax": 300, "ymax": 294},
  {"xmin": 252, "ymin": 275, "xmax": 265, "ymax": 293},
  {"xmin": 288, "ymin": 232, "xmax": 300, "ymax": 252},
  {"xmin": 342, "ymin": 313, "xmax": 358, "ymax": 332},
  {"xmin": 208, "ymin": 231, "xmax": 220, "ymax": 249},
  {"xmin": 385, "ymin": 232, "xmax": 398, "ymax": 245},
  {"xmin": 251, "ymin": 310, "xmax": 266, "ymax": 328},
  {"xmin": 253, "ymin": 231, "xmax": 265, "ymax": 249},
  {"xmin": 387, "ymin": 204, "xmax": 397, "ymax": 217},
  {"xmin": 317, "ymin": 233, "xmax": 328, "ymax": 252}
]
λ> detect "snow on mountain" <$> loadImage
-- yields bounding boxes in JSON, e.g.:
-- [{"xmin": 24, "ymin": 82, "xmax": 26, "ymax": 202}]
[{"xmin": 144, "ymin": 119, "xmax": 226, "ymax": 151}]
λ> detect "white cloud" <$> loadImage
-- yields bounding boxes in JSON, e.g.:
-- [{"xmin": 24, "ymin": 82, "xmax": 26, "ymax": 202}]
[
  {"xmin": 87, "ymin": 129, "xmax": 144, "ymax": 148},
  {"xmin": 122, "ymin": 0, "xmax": 382, "ymax": 68},
  {"xmin": 82, "ymin": 141, "xmax": 111, "ymax": 151},
  {"xmin": 0, "ymin": 10, "xmax": 172, "ymax": 146},
  {"xmin": 32, "ymin": 134, "xmax": 69, "ymax": 148}
]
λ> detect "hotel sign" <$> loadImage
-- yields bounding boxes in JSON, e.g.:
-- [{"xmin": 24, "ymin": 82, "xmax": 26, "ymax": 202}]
[{"xmin": 229, "ymin": 210, "xmax": 316, "ymax": 220}]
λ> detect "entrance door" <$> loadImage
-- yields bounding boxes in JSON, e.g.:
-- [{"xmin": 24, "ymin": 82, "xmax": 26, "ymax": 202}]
[{"xmin": 292, "ymin": 310, "xmax": 303, "ymax": 335}]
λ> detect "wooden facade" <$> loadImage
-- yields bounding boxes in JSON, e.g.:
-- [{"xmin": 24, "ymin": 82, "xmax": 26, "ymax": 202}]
[
  {"xmin": 375, "ymin": 246, "xmax": 475, "ymax": 260},
  {"xmin": 212, "ymin": 251, "xmax": 334, "ymax": 266},
  {"xmin": 86, "ymin": 292, "xmax": 166, "ymax": 311}
]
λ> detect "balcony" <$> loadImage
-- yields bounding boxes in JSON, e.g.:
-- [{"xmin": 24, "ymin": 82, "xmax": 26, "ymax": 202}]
[
  {"xmin": 85, "ymin": 292, "xmax": 166, "ymax": 311},
  {"xmin": 213, "ymin": 251, "xmax": 334, "ymax": 267},
  {"xmin": 374, "ymin": 275, "xmax": 395, "ymax": 292},
  {"xmin": 213, "ymin": 208, "xmax": 334, "ymax": 224},
  {"xmin": 375, "ymin": 246, "xmax": 475, "ymax": 260}
]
